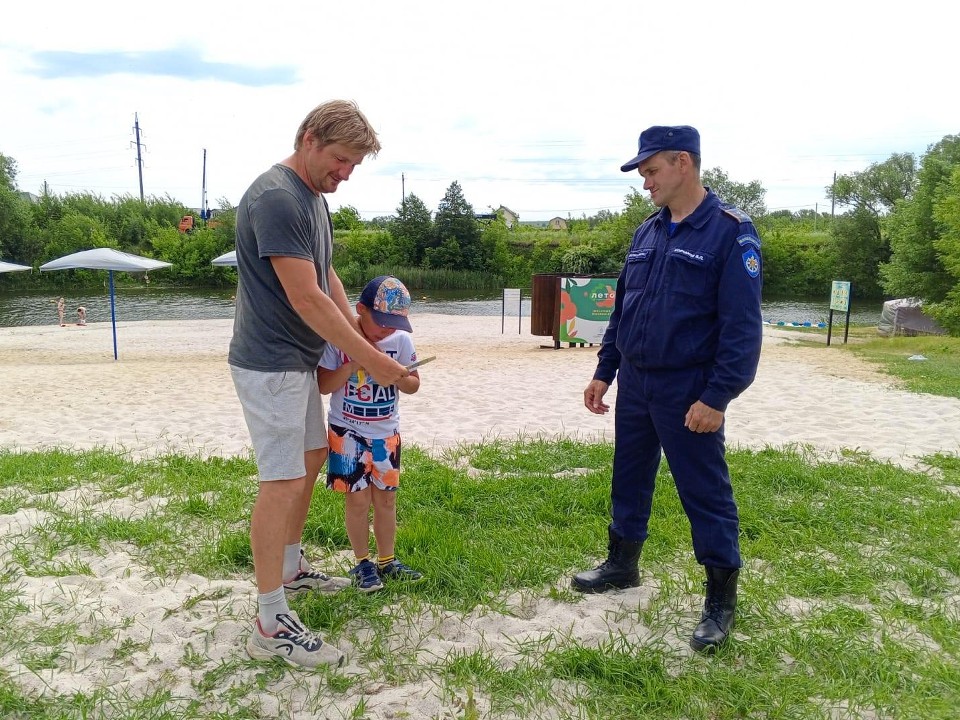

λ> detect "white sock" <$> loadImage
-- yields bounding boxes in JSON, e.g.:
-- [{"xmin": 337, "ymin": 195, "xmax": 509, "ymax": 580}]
[
  {"xmin": 257, "ymin": 586, "xmax": 289, "ymax": 635},
  {"xmin": 282, "ymin": 543, "xmax": 302, "ymax": 582}
]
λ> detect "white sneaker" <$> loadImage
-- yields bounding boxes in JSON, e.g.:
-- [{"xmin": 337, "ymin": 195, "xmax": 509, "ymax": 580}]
[
  {"xmin": 283, "ymin": 550, "xmax": 351, "ymax": 594},
  {"xmin": 246, "ymin": 611, "xmax": 345, "ymax": 668}
]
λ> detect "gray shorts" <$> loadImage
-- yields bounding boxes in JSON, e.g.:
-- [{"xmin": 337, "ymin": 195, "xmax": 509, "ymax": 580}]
[{"xmin": 230, "ymin": 366, "xmax": 327, "ymax": 481}]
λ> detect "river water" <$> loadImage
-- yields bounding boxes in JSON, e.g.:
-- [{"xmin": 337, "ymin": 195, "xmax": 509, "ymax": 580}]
[{"xmin": 0, "ymin": 286, "xmax": 884, "ymax": 328}]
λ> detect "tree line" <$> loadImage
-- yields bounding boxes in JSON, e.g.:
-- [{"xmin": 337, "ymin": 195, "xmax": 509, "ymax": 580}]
[{"xmin": 1, "ymin": 135, "xmax": 958, "ymax": 334}]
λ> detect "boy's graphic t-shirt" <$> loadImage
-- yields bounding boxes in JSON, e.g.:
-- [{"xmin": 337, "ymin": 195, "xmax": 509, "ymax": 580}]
[{"xmin": 319, "ymin": 330, "xmax": 416, "ymax": 438}]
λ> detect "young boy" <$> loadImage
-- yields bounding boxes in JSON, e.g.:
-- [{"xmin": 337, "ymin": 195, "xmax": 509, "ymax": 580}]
[{"xmin": 317, "ymin": 276, "xmax": 424, "ymax": 593}]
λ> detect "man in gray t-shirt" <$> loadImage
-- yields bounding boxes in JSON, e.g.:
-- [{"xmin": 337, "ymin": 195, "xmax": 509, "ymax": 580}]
[
  {"xmin": 228, "ymin": 100, "xmax": 408, "ymax": 669},
  {"xmin": 229, "ymin": 163, "xmax": 334, "ymax": 371}
]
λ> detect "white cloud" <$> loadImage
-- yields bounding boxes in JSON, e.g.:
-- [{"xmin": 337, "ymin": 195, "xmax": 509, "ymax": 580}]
[{"xmin": 1, "ymin": 0, "xmax": 955, "ymax": 220}]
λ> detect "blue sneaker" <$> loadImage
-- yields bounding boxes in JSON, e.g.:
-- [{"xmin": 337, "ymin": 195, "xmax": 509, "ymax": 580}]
[
  {"xmin": 348, "ymin": 559, "xmax": 383, "ymax": 593},
  {"xmin": 379, "ymin": 558, "xmax": 424, "ymax": 582}
]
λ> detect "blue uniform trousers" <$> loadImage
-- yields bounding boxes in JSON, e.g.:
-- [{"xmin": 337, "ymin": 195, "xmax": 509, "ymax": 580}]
[{"xmin": 611, "ymin": 360, "xmax": 742, "ymax": 568}]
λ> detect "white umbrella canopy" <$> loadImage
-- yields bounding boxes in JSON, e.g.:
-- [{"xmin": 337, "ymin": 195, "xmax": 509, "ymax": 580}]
[
  {"xmin": 40, "ymin": 248, "xmax": 173, "ymax": 360},
  {"xmin": 0, "ymin": 260, "xmax": 32, "ymax": 273},
  {"xmin": 211, "ymin": 250, "xmax": 237, "ymax": 267},
  {"xmin": 40, "ymin": 248, "xmax": 171, "ymax": 273}
]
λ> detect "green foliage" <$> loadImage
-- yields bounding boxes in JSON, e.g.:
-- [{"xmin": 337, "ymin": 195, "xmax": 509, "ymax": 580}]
[
  {"xmin": 824, "ymin": 208, "xmax": 888, "ymax": 298},
  {"xmin": 756, "ymin": 225, "xmax": 832, "ymax": 296},
  {"xmin": 478, "ymin": 216, "xmax": 512, "ymax": 277},
  {"xmin": 389, "ymin": 193, "xmax": 434, "ymax": 266},
  {"xmin": 0, "ymin": 153, "xmax": 17, "ymax": 191},
  {"xmin": 559, "ymin": 244, "xmax": 612, "ymax": 274},
  {"xmin": 928, "ymin": 163, "xmax": 960, "ymax": 332},
  {"xmin": 702, "ymin": 167, "xmax": 767, "ymax": 217},
  {"xmin": 0, "ymin": 185, "xmax": 31, "ymax": 262},
  {"xmin": 331, "ymin": 204, "xmax": 362, "ymax": 231},
  {"xmin": 43, "ymin": 210, "xmax": 113, "ymax": 260},
  {"xmin": 830, "ymin": 153, "xmax": 917, "ymax": 214},
  {"xmin": 881, "ymin": 136, "xmax": 960, "ymax": 305},
  {"xmin": 332, "ymin": 227, "xmax": 393, "ymax": 267},
  {"xmin": 433, "ymin": 181, "xmax": 483, "ymax": 271},
  {"xmin": 151, "ymin": 227, "xmax": 230, "ymax": 284},
  {"xmin": 608, "ymin": 188, "xmax": 656, "ymax": 249}
]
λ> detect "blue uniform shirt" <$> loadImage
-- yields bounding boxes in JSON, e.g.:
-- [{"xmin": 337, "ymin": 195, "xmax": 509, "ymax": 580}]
[{"xmin": 595, "ymin": 189, "xmax": 763, "ymax": 411}]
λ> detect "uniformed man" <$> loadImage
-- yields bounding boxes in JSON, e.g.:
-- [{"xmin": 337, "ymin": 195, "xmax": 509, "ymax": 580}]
[{"xmin": 571, "ymin": 125, "xmax": 763, "ymax": 653}]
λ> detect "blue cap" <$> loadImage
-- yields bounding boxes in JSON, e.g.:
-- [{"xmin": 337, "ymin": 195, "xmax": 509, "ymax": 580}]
[
  {"xmin": 620, "ymin": 125, "xmax": 701, "ymax": 172},
  {"xmin": 358, "ymin": 275, "xmax": 413, "ymax": 332}
]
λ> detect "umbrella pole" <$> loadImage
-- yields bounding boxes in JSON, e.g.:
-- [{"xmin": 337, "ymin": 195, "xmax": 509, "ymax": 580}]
[{"xmin": 109, "ymin": 270, "xmax": 118, "ymax": 360}]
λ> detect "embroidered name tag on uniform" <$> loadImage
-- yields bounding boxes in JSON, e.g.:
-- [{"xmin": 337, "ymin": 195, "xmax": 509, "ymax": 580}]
[
  {"xmin": 737, "ymin": 234, "xmax": 761, "ymax": 249},
  {"xmin": 670, "ymin": 248, "xmax": 706, "ymax": 263},
  {"xmin": 742, "ymin": 248, "xmax": 761, "ymax": 278},
  {"xmin": 627, "ymin": 248, "xmax": 653, "ymax": 261}
]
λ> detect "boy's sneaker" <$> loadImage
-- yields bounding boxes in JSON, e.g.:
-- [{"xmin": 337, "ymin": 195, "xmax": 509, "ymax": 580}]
[
  {"xmin": 246, "ymin": 611, "xmax": 344, "ymax": 668},
  {"xmin": 348, "ymin": 559, "xmax": 384, "ymax": 593},
  {"xmin": 284, "ymin": 550, "xmax": 351, "ymax": 594},
  {"xmin": 379, "ymin": 558, "xmax": 424, "ymax": 582}
]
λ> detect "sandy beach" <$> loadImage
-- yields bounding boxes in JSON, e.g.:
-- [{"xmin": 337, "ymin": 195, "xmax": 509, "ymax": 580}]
[
  {"xmin": 1, "ymin": 314, "xmax": 959, "ymax": 465},
  {"xmin": 2, "ymin": 315, "xmax": 959, "ymax": 717}
]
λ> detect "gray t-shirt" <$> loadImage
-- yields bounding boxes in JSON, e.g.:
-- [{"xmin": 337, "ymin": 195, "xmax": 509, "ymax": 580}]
[{"xmin": 228, "ymin": 164, "xmax": 333, "ymax": 371}]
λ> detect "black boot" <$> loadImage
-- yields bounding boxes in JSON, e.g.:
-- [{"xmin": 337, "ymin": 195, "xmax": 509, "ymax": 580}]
[
  {"xmin": 690, "ymin": 566, "xmax": 739, "ymax": 653},
  {"xmin": 571, "ymin": 526, "xmax": 642, "ymax": 593}
]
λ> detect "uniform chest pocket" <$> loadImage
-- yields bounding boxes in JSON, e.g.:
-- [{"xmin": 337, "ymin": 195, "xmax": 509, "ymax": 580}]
[
  {"xmin": 624, "ymin": 247, "xmax": 655, "ymax": 291},
  {"xmin": 666, "ymin": 249, "xmax": 715, "ymax": 296}
]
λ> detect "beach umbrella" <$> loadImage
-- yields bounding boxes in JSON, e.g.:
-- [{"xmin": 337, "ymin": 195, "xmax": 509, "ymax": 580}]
[
  {"xmin": 211, "ymin": 250, "xmax": 237, "ymax": 266},
  {"xmin": 40, "ymin": 248, "xmax": 173, "ymax": 360},
  {"xmin": 0, "ymin": 260, "xmax": 32, "ymax": 273}
]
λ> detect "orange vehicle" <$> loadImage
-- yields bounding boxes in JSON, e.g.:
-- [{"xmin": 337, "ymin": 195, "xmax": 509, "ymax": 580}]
[{"xmin": 178, "ymin": 215, "xmax": 196, "ymax": 233}]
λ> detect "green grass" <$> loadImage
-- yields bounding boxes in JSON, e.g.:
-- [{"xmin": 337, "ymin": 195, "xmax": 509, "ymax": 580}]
[
  {"xmin": 769, "ymin": 325, "xmax": 960, "ymax": 400},
  {"xmin": 0, "ymin": 442, "xmax": 957, "ymax": 718},
  {"xmin": 850, "ymin": 335, "xmax": 960, "ymax": 399}
]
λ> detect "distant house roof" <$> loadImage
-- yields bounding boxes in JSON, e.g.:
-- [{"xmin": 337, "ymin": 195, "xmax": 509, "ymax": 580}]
[{"xmin": 18, "ymin": 191, "xmax": 40, "ymax": 203}]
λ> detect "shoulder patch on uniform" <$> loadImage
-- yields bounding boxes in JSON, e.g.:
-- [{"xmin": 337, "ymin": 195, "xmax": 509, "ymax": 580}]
[
  {"xmin": 741, "ymin": 248, "xmax": 761, "ymax": 278},
  {"xmin": 737, "ymin": 233, "xmax": 761, "ymax": 249},
  {"xmin": 721, "ymin": 204, "xmax": 753, "ymax": 224}
]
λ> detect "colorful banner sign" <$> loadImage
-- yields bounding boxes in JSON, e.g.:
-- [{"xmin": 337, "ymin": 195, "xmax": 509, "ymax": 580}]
[
  {"xmin": 559, "ymin": 277, "xmax": 616, "ymax": 344},
  {"xmin": 830, "ymin": 280, "xmax": 851, "ymax": 312}
]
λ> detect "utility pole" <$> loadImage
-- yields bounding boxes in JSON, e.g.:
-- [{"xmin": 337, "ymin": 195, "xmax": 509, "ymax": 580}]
[
  {"xmin": 201, "ymin": 149, "xmax": 208, "ymax": 221},
  {"xmin": 830, "ymin": 171, "xmax": 836, "ymax": 218},
  {"xmin": 131, "ymin": 113, "xmax": 146, "ymax": 202},
  {"xmin": 401, "ymin": 172, "xmax": 405, "ymax": 210}
]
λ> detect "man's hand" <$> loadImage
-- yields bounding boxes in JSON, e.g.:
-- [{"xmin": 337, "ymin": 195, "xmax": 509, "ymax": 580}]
[
  {"xmin": 364, "ymin": 351, "xmax": 409, "ymax": 387},
  {"xmin": 684, "ymin": 400, "xmax": 724, "ymax": 433},
  {"xmin": 584, "ymin": 379, "xmax": 610, "ymax": 415}
]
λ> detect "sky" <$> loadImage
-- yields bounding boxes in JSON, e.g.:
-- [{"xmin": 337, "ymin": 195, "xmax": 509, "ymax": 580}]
[{"xmin": 1, "ymin": 0, "xmax": 955, "ymax": 222}]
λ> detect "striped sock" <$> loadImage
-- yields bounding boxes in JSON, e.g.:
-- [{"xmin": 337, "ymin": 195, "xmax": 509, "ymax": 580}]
[
  {"xmin": 378, "ymin": 554, "xmax": 395, "ymax": 569},
  {"xmin": 355, "ymin": 554, "xmax": 370, "ymax": 564}
]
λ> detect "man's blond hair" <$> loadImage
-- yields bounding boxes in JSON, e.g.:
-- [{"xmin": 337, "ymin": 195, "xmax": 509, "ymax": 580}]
[{"xmin": 294, "ymin": 100, "xmax": 381, "ymax": 156}]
